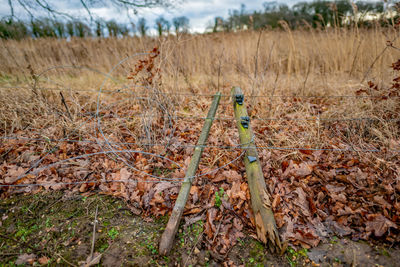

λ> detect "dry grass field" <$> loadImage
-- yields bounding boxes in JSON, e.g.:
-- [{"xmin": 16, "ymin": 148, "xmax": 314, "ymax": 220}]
[
  {"xmin": 1, "ymin": 26, "xmax": 399, "ymax": 150},
  {"xmin": 1, "ymin": 25, "xmax": 400, "ymax": 265}
]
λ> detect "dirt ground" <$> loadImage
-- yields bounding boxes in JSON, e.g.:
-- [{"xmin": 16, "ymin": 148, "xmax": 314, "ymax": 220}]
[{"xmin": 0, "ymin": 192, "xmax": 399, "ymax": 266}]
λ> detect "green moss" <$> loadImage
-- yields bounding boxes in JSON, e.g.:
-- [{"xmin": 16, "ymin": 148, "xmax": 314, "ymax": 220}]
[
  {"xmin": 248, "ymin": 240, "xmax": 266, "ymax": 263},
  {"xmin": 285, "ymin": 246, "xmax": 309, "ymax": 267},
  {"xmin": 0, "ymin": 192, "xmax": 287, "ymax": 266},
  {"xmin": 378, "ymin": 247, "xmax": 390, "ymax": 257}
]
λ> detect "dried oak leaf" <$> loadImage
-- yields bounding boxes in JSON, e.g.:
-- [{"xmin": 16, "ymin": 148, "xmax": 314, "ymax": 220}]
[
  {"xmin": 293, "ymin": 162, "xmax": 313, "ymax": 177},
  {"xmin": 5, "ymin": 166, "xmax": 26, "ymax": 184},
  {"xmin": 283, "ymin": 161, "xmax": 313, "ymax": 178},
  {"xmin": 294, "ymin": 187, "xmax": 311, "ymax": 217},
  {"xmin": 212, "ymin": 175, "xmax": 226, "ymax": 183},
  {"xmin": 222, "ymin": 170, "xmax": 242, "ymax": 183},
  {"xmin": 272, "ymin": 194, "xmax": 281, "ymax": 209},
  {"xmin": 205, "ymin": 208, "xmax": 217, "ymax": 239},
  {"xmin": 153, "ymin": 182, "xmax": 177, "ymax": 194},
  {"xmin": 190, "ymin": 185, "xmax": 200, "ymax": 203},
  {"xmin": 228, "ymin": 182, "xmax": 246, "ymax": 201},
  {"xmin": 15, "ymin": 253, "xmax": 36, "ymax": 265},
  {"xmin": 119, "ymin": 168, "xmax": 132, "ymax": 181},
  {"xmin": 365, "ymin": 214, "xmax": 397, "ymax": 237},
  {"xmin": 38, "ymin": 256, "xmax": 50, "ymax": 265},
  {"xmin": 293, "ymin": 228, "xmax": 320, "ymax": 248},
  {"xmin": 184, "ymin": 207, "xmax": 202, "ymax": 215},
  {"xmin": 325, "ymin": 184, "xmax": 346, "ymax": 194},
  {"xmin": 373, "ymin": 195, "xmax": 392, "ymax": 209},
  {"xmin": 233, "ymin": 217, "xmax": 243, "ymax": 231}
]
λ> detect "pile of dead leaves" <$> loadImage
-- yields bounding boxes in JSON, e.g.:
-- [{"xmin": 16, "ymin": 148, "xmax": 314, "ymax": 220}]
[
  {"xmin": 265, "ymin": 148, "xmax": 399, "ymax": 248},
  {"xmin": 1, "ymin": 115, "xmax": 399, "ymax": 257},
  {"xmin": 1, "ymin": 74, "xmax": 400, "ymax": 257}
]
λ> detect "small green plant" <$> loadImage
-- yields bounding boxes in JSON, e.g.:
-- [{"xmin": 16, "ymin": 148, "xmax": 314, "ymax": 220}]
[
  {"xmin": 21, "ymin": 205, "xmax": 29, "ymax": 213},
  {"xmin": 176, "ymin": 220, "xmax": 204, "ymax": 249},
  {"xmin": 297, "ymin": 248, "xmax": 308, "ymax": 258},
  {"xmin": 146, "ymin": 242, "xmax": 158, "ymax": 255},
  {"xmin": 379, "ymin": 247, "xmax": 390, "ymax": 257},
  {"xmin": 179, "ymin": 235, "xmax": 185, "ymax": 247},
  {"xmin": 192, "ymin": 220, "xmax": 203, "ymax": 240},
  {"xmin": 286, "ymin": 248, "xmax": 296, "ymax": 267},
  {"xmin": 45, "ymin": 218, "xmax": 52, "ymax": 228},
  {"xmin": 237, "ymin": 238, "xmax": 245, "ymax": 246},
  {"xmin": 214, "ymin": 187, "xmax": 225, "ymax": 208},
  {"xmin": 334, "ymin": 257, "xmax": 342, "ymax": 263},
  {"xmin": 15, "ymin": 228, "xmax": 30, "ymax": 242},
  {"xmin": 99, "ymin": 243, "xmax": 109, "ymax": 252},
  {"xmin": 107, "ymin": 227, "xmax": 119, "ymax": 240},
  {"xmin": 286, "ymin": 247, "xmax": 309, "ymax": 267},
  {"xmin": 15, "ymin": 224, "xmax": 38, "ymax": 242},
  {"xmin": 163, "ymin": 256, "xmax": 170, "ymax": 263}
]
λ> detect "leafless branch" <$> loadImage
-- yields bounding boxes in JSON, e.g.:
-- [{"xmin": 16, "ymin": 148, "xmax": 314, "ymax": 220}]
[
  {"xmin": 8, "ymin": 0, "xmax": 14, "ymax": 18},
  {"xmin": 80, "ymin": 0, "xmax": 94, "ymax": 21},
  {"xmin": 4, "ymin": 0, "xmax": 181, "ymax": 21}
]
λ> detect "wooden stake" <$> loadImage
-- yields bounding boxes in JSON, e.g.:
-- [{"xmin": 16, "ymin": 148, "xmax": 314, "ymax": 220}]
[
  {"xmin": 159, "ymin": 92, "xmax": 221, "ymax": 255},
  {"xmin": 231, "ymin": 86, "xmax": 281, "ymax": 252}
]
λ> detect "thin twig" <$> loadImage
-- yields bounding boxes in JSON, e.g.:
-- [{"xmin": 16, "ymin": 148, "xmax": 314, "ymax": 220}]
[
  {"xmin": 0, "ymin": 148, "xmax": 13, "ymax": 160},
  {"xmin": 184, "ymin": 231, "xmax": 204, "ymax": 267},
  {"xmin": 212, "ymin": 215, "xmax": 224, "ymax": 244},
  {"xmin": 262, "ymin": 42, "xmax": 275, "ymax": 75},
  {"xmin": 55, "ymin": 253, "xmax": 78, "ymax": 267},
  {"xmin": 349, "ymin": 38, "xmax": 363, "ymax": 76},
  {"xmin": 302, "ymin": 60, "xmax": 311, "ymax": 95},
  {"xmin": 216, "ymin": 48, "xmax": 224, "ymax": 92},
  {"xmin": 60, "ymin": 92, "xmax": 73, "ymax": 121},
  {"xmin": 89, "ymin": 205, "xmax": 99, "ymax": 261},
  {"xmin": 250, "ymin": 30, "xmax": 263, "ymax": 108},
  {"xmin": 267, "ymin": 71, "xmax": 280, "ymax": 118},
  {"xmin": 361, "ymin": 34, "xmax": 400, "ymax": 83}
]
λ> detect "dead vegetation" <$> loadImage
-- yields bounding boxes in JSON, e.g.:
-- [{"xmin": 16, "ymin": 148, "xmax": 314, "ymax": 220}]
[{"xmin": 1, "ymin": 24, "xmax": 400, "ymax": 264}]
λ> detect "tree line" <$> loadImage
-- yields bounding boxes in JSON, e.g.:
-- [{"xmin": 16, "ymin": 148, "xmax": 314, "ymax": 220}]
[
  {"xmin": 210, "ymin": 1, "xmax": 397, "ymax": 32},
  {"xmin": 0, "ymin": 16, "xmax": 190, "ymax": 40},
  {"xmin": 0, "ymin": 0, "xmax": 398, "ymax": 40}
]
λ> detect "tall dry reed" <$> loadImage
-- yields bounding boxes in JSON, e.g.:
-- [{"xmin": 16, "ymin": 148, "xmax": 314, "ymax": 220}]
[{"xmin": 1, "ymin": 26, "xmax": 399, "ymax": 152}]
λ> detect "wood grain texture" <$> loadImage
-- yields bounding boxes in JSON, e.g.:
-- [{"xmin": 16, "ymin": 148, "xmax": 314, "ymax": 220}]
[
  {"xmin": 231, "ymin": 86, "xmax": 281, "ymax": 252},
  {"xmin": 159, "ymin": 92, "xmax": 221, "ymax": 255}
]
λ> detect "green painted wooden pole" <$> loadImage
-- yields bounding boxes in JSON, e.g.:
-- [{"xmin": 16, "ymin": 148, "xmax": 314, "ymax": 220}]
[
  {"xmin": 231, "ymin": 86, "xmax": 281, "ymax": 252},
  {"xmin": 159, "ymin": 92, "xmax": 221, "ymax": 255}
]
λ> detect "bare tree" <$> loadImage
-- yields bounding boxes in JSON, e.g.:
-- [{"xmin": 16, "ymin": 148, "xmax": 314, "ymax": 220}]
[
  {"xmin": 172, "ymin": 16, "xmax": 189, "ymax": 34},
  {"xmin": 95, "ymin": 19, "xmax": 105, "ymax": 37},
  {"xmin": 137, "ymin": 17, "xmax": 148, "ymax": 37},
  {"xmin": 155, "ymin": 16, "xmax": 170, "ymax": 36},
  {"xmin": 106, "ymin": 20, "xmax": 119, "ymax": 37},
  {"xmin": 6, "ymin": 0, "xmax": 182, "ymax": 20}
]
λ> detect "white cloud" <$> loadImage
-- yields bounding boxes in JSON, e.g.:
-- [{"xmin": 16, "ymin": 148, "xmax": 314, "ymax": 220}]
[
  {"xmin": 121, "ymin": 0, "xmax": 269, "ymax": 33},
  {"xmin": 0, "ymin": 0, "xmax": 383, "ymax": 33}
]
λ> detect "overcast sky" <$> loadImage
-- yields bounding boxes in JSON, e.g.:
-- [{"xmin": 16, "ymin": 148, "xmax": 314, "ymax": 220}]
[
  {"xmin": 0, "ymin": 0, "xmax": 380, "ymax": 33},
  {"xmin": 127, "ymin": 0, "xmax": 307, "ymax": 32}
]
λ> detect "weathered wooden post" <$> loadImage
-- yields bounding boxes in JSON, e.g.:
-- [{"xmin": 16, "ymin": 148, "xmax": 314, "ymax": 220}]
[
  {"xmin": 231, "ymin": 86, "xmax": 281, "ymax": 252},
  {"xmin": 159, "ymin": 92, "xmax": 221, "ymax": 255}
]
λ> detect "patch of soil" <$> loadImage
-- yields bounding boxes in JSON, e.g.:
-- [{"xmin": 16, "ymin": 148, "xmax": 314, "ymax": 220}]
[
  {"xmin": 0, "ymin": 192, "xmax": 399, "ymax": 266},
  {"xmin": 307, "ymin": 238, "xmax": 400, "ymax": 266}
]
